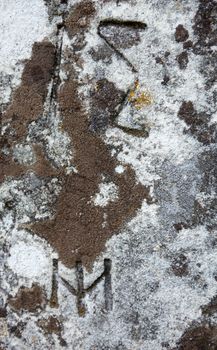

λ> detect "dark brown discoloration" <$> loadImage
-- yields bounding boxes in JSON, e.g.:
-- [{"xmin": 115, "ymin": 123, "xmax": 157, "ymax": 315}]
[
  {"xmin": 38, "ymin": 316, "xmax": 65, "ymax": 345},
  {"xmin": 30, "ymin": 1, "xmax": 150, "ymax": 269},
  {"xmin": 176, "ymin": 51, "xmax": 188, "ymax": 69},
  {"xmin": 0, "ymin": 142, "xmax": 57, "ymax": 183},
  {"xmin": 0, "ymin": 137, "xmax": 24, "ymax": 183},
  {"xmin": 183, "ymin": 40, "xmax": 193, "ymax": 50},
  {"xmin": 9, "ymin": 322, "xmax": 26, "ymax": 339},
  {"xmin": 161, "ymin": 75, "xmax": 170, "ymax": 86},
  {"xmin": 8, "ymin": 284, "xmax": 46, "ymax": 313},
  {"xmin": 38, "ymin": 316, "xmax": 61, "ymax": 335},
  {"xmin": 155, "ymin": 56, "xmax": 164, "ymax": 65},
  {"xmin": 202, "ymin": 295, "xmax": 217, "ymax": 316},
  {"xmin": 178, "ymin": 101, "xmax": 206, "ymax": 126},
  {"xmin": 193, "ymin": 1, "xmax": 217, "ymax": 89},
  {"xmin": 89, "ymin": 79, "xmax": 126, "ymax": 132},
  {"xmin": 3, "ymin": 41, "xmax": 55, "ymax": 142},
  {"xmin": 173, "ymin": 222, "xmax": 189, "ymax": 232},
  {"xmin": 33, "ymin": 68, "xmax": 149, "ymax": 268},
  {"xmin": 171, "ymin": 254, "xmax": 189, "ymax": 277},
  {"xmin": 2, "ymin": 0, "xmax": 149, "ymax": 270},
  {"xmin": 193, "ymin": 0, "xmax": 217, "ymax": 54},
  {"xmin": 0, "ymin": 308, "xmax": 7, "ymax": 318},
  {"xmin": 178, "ymin": 101, "xmax": 216, "ymax": 145},
  {"xmin": 0, "ymin": 41, "xmax": 56, "ymax": 183},
  {"xmin": 176, "ymin": 323, "xmax": 217, "ymax": 350},
  {"xmin": 175, "ymin": 25, "xmax": 189, "ymax": 43},
  {"xmin": 65, "ymin": 0, "xmax": 96, "ymax": 51}
]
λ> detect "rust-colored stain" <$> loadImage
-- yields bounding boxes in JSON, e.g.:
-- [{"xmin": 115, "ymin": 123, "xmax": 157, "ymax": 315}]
[
  {"xmin": 128, "ymin": 80, "xmax": 153, "ymax": 110},
  {"xmin": 8, "ymin": 284, "xmax": 46, "ymax": 313},
  {"xmin": 1, "ymin": 0, "xmax": 150, "ymax": 270}
]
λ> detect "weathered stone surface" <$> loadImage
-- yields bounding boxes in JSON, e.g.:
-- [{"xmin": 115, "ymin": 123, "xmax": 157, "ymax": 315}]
[{"xmin": 0, "ymin": 0, "xmax": 216, "ymax": 349}]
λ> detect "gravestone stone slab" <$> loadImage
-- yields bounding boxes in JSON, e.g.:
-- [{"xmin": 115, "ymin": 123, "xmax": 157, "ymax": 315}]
[{"xmin": 0, "ymin": 0, "xmax": 216, "ymax": 349}]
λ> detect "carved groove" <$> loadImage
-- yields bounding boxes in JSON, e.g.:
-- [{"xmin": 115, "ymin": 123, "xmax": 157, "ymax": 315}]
[
  {"xmin": 50, "ymin": 258, "xmax": 59, "ymax": 308},
  {"xmin": 98, "ymin": 20, "xmax": 147, "ymax": 73},
  {"xmin": 50, "ymin": 258, "xmax": 113, "ymax": 316}
]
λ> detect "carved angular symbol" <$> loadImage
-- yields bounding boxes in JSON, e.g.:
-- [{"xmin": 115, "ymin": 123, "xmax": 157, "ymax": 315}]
[
  {"xmin": 98, "ymin": 20, "xmax": 147, "ymax": 73},
  {"xmin": 50, "ymin": 258, "xmax": 112, "ymax": 316}
]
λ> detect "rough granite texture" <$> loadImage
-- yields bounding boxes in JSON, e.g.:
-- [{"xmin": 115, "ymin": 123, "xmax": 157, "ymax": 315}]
[{"xmin": 0, "ymin": 0, "xmax": 217, "ymax": 349}]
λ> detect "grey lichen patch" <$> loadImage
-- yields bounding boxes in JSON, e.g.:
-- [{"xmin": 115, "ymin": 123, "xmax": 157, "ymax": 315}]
[
  {"xmin": 98, "ymin": 20, "xmax": 147, "ymax": 50},
  {"xmin": 93, "ymin": 181, "xmax": 119, "ymax": 207},
  {"xmin": 171, "ymin": 253, "xmax": 189, "ymax": 277},
  {"xmin": 0, "ymin": 173, "xmax": 61, "ymax": 222},
  {"xmin": 89, "ymin": 44, "xmax": 113, "ymax": 64},
  {"xmin": 28, "ymin": 111, "xmax": 73, "ymax": 170},
  {"xmin": 192, "ymin": 147, "xmax": 217, "ymax": 230},
  {"xmin": 12, "ymin": 144, "xmax": 36, "ymax": 166}
]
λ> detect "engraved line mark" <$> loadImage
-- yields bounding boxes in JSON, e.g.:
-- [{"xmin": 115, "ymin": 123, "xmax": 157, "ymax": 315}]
[
  {"xmin": 75, "ymin": 260, "xmax": 86, "ymax": 316},
  {"xmin": 43, "ymin": 4, "xmax": 67, "ymax": 121},
  {"xmin": 50, "ymin": 258, "xmax": 59, "ymax": 308},
  {"xmin": 98, "ymin": 20, "xmax": 147, "ymax": 73},
  {"xmin": 104, "ymin": 258, "xmax": 113, "ymax": 311},
  {"xmin": 50, "ymin": 258, "xmax": 113, "ymax": 316}
]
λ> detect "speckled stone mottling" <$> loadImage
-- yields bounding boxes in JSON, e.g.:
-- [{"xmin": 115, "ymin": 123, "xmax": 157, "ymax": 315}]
[{"xmin": 0, "ymin": 0, "xmax": 216, "ymax": 349}]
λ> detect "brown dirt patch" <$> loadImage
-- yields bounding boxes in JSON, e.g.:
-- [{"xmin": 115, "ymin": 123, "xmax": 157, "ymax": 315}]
[
  {"xmin": 0, "ymin": 308, "xmax": 7, "ymax": 318},
  {"xmin": 3, "ymin": 41, "xmax": 55, "ymax": 142},
  {"xmin": 65, "ymin": 0, "xmax": 96, "ymax": 51},
  {"xmin": 33, "ymin": 69, "xmax": 150, "ymax": 269},
  {"xmin": 183, "ymin": 40, "xmax": 193, "ymax": 49},
  {"xmin": 193, "ymin": 0, "xmax": 217, "ymax": 54},
  {"xmin": 31, "ymin": 1, "xmax": 151, "ymax": 269},
  {"xmin": 89, "ymin": 78, "xmax": 126, "ymax": 132},
  {"xmin": 202, "ymin": 295, "xmax": 217, "ymax": 316},
  {"xmin": 178, "ymin": 101, "xmax": 215, "ymax": 144},
  {"xmin": 38, "ymin": 316, "xmax": 62, "ymax": 336},
  {"xmin": 0, "ymin": 41, "xmax": 56, "ymax": 183},
  {"xmin": 8, "ymin": 283, "xmax": 46, "ymax": 313},
  {"xmin": 2, "ymin": 0, "xmax": 150, "ymax": 270},
  {"xmin": 175, "ymin": 25, "xmax": 189, "ymax": 43},
  {"xmin": 176, "ymin": 51, "xmax": 189, "ymax": 69},
  {"xmin": 176, "ymin": 323, "xmax": 217, "ymax": 350}
]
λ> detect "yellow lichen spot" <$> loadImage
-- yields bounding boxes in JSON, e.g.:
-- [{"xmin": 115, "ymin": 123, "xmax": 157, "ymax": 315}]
[{"xmin": 128, "ymin": 80, "xmax": 153, "ymax": 110}]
